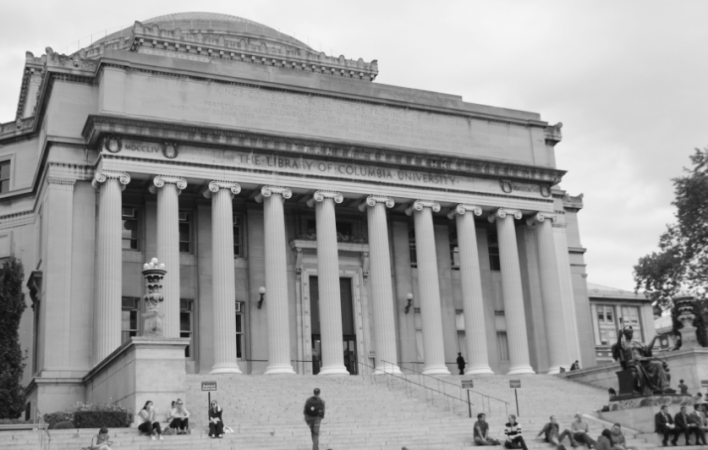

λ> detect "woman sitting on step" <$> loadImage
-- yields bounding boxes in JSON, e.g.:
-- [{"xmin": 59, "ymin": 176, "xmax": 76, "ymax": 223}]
[
  {"xmin": 208, "ymin": 400, "xmax": 225, "ymax": 438},
  {"xmin": 90, "ymin": 427, "xmax": 113, "ymax": 450},
  {"xmin": 138, "ymin": 400, "xmax": 163, "ymax": 440},
  {"xmin": 505, "ymin": 414, "xmax": 528, "ymax": 450},
  {"xmin": 168, "ymin": 398, "xmax": 190, "ymax": 434}
]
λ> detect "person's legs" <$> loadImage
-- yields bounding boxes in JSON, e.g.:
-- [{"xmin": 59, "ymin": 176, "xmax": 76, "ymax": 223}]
[
  {"xmin": 559, "ymin": 430, "xmax": 577, "ymax": 447},
  {"xmin": 169, "ymin": 418, "xmax": 180, "ymax": 430},
  {"xmin": 152, "ymin": 422, "xmax": 162, "ymax": 436},
  {"xmin": 514, "ymin": 436, "xmax": 528, "ymax": 450},
  {"xmin": 659, "ymin": 429, "xmax": 670, "ymax": 446},
  {"xmin": 216, "ymin": 421, "xmax": 224, "ymax": 437},
  {"xmin": 181, "ymin": 418, "xmax": 189, "ymax": 431},
  {"xmin": 209, "ymin": 422, "xmax": 216, "ymax": 437},
  {"xmin": 475, "ymin": 437, "xmax": 490, "ymax": 446},
  {"xmin": 138, "ymin": 422, "xmax": 150, "ymax": 435}
]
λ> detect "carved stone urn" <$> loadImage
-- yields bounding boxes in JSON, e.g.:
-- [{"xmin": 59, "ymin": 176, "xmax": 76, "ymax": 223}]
[
  {"xmin": 675, "ymin": 295, "xmax": 698, "ymax": 349},
  {"xmin": 142, "ymin": 257, "xmax": 167, "ymax": 338}
]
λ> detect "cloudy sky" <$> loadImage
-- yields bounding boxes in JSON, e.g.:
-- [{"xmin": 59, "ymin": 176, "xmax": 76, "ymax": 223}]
[{"xmin": 1, "ymin": 0, "xmax": 706, "ymax": 290}]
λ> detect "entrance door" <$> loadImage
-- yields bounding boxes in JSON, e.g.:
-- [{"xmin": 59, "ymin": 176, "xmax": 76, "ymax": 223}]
[{"xmin": 310, "ymin": 277, "xmax": 357, "ymax": 375}]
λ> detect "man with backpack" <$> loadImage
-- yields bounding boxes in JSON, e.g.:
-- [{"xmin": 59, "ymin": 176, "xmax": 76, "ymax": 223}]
[{"xmin": 303, "ymin": 388, "xmax": 326, "ymax": 450}]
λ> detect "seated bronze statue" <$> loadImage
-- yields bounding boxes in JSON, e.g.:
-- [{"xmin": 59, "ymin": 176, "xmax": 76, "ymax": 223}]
[{"xmin": 611, "ymin": 325, "xmax": 674, "ymax": 395}]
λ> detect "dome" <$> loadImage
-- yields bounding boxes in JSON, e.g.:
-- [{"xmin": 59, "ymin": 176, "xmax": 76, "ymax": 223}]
[{"xmin": 88, "ymin": 11, "xmax": 312, "ymax": 52}]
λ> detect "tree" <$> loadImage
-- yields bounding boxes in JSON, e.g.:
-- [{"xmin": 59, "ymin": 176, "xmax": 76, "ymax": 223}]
[
  {"xmin": 0, "ymin": 256, "xmax": 27, "ymax": 418},
  {"xmin": 634, "ymin": 148, "xmax": 708, "ymax": 347}
]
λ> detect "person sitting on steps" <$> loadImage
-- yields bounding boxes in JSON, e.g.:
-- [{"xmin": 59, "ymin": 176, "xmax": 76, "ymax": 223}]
[
  {"xmin": 208, "ymin": 399, "xmax": 225, "ymax": 438},
  {"xmin": 536, "ymin": 415, "xmax": 577, "ymax": 448},
  {"xmin": 90, "ymin": 427, "xmax": 113, "ymax": 450},
  {"xmin": 654, "ymin": 404, "xmax": 676, "ymax": 447},
  {"xmin": 570, "ymin": 413, "xmax": 596, "ymax": 449},
  {"xmin": 595, "ymin": 429, "xmax": 613, "ymax": 450},
  {"xmin": 138, "ymin": 400, "xmax": 163, "ymax": 440},
  {"xmin": 474, "ymin": 413, "xmax": 500, "ymax": 446},
  {"xmin": 505, "ymin": 414, "xmax": 528, "ymax": 450},
  {"xmin": 168, "ymin": 398, "xmax": 190, "ymax": 434}
]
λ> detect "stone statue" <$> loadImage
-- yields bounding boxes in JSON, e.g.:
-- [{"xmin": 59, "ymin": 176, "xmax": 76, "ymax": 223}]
[
  {"xmin": 611, "ymin": 325, "xmax": 673, "ymax": 395},
  {"xmin": 142, "ymin": 258, "xmax": 166, "ymax": 338}
]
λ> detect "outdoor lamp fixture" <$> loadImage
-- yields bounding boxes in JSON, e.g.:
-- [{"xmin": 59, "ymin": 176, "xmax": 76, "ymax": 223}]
[
  {"xmin": 404, "ymin": 293, "xmax": 414, "ymax": 314},
  {"xmin": 257, "ymin": 286, "xmax": 266, "ymax": 309}
]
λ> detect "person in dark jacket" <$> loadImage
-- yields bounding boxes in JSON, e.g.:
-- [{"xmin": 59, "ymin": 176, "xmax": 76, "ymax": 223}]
[
  {"xmin": 673, "ymin": 406, "xmax": 694, "ymax": 446},
  {"xmin": 457, "ymin": 353, "xmax": 466, "ymax": 375},
  {"xmin": 655, "ymin": 405, "xmax": 676, "ymax": 446},
  {"xmin": 595, "ymin": 429, "xmax": 613, "ymax": 450},
  {"xmin": 689, "ymin": 405, "xmax": 707, "ymax": 445},
  {"xmin": 303, "ymin": 388, "xmax": 325, "ymax": 450},
  {"xmin": 208, "ymin": 400, "xmax": 224, "ymax": 438}
]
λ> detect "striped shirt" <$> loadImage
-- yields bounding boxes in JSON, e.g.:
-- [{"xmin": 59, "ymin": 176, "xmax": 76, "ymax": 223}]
[{"xmin": 505, "ymin": 422, "xmax": 522, "ymax": 439}]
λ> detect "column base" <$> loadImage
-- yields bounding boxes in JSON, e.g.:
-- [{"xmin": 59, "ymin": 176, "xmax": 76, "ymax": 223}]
[
  {"xmin": 210, "ymin": 364, "xmax": 242, "ymax": 375},
  {"xmin": 374, "ymin": 364, "xmax": 402, "ymax": 375},
  {"xmin": 317, "ymin": 365, "xmax": 349, "ymax": 376},
  {"xmin": 465, "ymin": 366, "xmax": 495, "ymax": 376},
  {"xmin": 546, "ymin": 365, "xmax": 562, "ymax": 375},
  {"xmin": 422, "ymin": 365, "xmax": 451, "ymax": 376},
  {"xmin": 507, "ymin": 365, "xmax": 535, "ymax": 375},
  {"xmin": 265, "ymin": 364, "xmax": 296, "ymax": 376}
]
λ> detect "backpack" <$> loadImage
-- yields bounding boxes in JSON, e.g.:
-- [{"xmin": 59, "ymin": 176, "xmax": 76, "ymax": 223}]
[{"xmin": 305, "ymin": 397, "xmax": 322, "ymax": 417}]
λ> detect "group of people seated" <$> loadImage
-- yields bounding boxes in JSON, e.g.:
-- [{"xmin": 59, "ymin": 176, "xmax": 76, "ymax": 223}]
[
  {"xmin": 135, "ymin": 398, "xmax": 226, "ymax": 439},
  {"xmin": 655, "ymin": 404, "xmax": 708, "ymax": 446},
  {"xmin": 473, "ymin": 412, "xmax": 630, "ymax": 450}
]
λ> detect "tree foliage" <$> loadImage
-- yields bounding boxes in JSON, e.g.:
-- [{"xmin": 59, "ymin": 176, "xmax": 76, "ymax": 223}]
[
  {"xmin": 634, "ymin": 148, "xmax": 708, "ymax": 346},
  {"xmin": 0, "ymin": 256, "xmax": 27, "ymax": 418}
]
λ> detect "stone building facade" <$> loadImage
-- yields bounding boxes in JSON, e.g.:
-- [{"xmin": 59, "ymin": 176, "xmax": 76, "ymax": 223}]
[{"xmin": 0, "ymin": 12, "xmax": 594, "ymax": 417}]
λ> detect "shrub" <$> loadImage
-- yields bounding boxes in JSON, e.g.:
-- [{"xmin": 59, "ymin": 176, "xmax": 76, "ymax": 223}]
[
  {"xmin": 73, "ymin": 410, "xmax": 131, "ymax": 428},
  {"xmin": 52, "ymin": 421, "xmax": 75, "ymax": 430},
  {"xmin": 0, "ymin": 257, "xmax": 27, "ymax": 419},
  {"xmin": 43, "ymin": 411, "xmax": 72, "ymax": 428}
]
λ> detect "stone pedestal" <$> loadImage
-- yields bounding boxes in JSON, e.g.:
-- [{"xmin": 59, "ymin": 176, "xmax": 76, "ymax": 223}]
[{"xmin": 84, "ymin": 337, "xmax": 189, "ymax": 423}]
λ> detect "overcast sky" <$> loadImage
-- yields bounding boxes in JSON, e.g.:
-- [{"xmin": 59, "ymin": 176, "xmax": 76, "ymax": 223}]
[{"xmin": 1, "ymin": 0, "xmax": 706, "ymax": 291}]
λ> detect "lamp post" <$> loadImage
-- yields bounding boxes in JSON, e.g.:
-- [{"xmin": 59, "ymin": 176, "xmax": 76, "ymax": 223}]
[
  {"xmin": 257, "ymin": 286, "xmax": 266, "ymax": 309},
  {"xmin": 142, "ymin": 257, "xmax": 167, "ymax": 337},
  {"xmin": 675, "ymin": 295, "xmax": 699, "ymax": 349},
  {"xmin": 404, "ymin": 293, "xmax": 414, "ymax": 314}
]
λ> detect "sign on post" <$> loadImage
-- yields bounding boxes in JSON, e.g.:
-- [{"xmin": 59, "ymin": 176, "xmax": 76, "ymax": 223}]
[
  {"xmin": 509, "ymin": 380, "xmax": 521, "ymax": 388},
  {"xmin": 201, "ymin": 381, "xmax": 217, "ymax": 391},
  {"xmin": 461, "ymin": 380, "xmax": 474, "ymax": 389}
]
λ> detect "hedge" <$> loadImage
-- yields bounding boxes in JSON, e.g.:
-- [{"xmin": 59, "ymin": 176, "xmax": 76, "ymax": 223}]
[{"xmin": 73, "ymin": 411, "xmax": 131, "ymax": 428}]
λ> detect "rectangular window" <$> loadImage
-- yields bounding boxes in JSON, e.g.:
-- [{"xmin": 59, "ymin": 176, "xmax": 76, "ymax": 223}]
[
  {"xmin": 179, "ymin": 212, "xmax": 192, "ymax": 253},
  {"xmin": 180, "ymin": 299, "xmax": 194, "ymax": 358},
  {"xmin": 0, "ymin": 160, "xmax": 10, "ymax": 193},
  {"xmin": 449, "ymin": 227, "xmax": 460, "ymax": 269},
  {"xmin": 488, "ymin": 228, "xmax": 501, "ymax": 271},
  {"xmin": 497, "ymin": 331, "xmax": 510, "ymax": 361},
  {"xmin": 121, "ymin": 297, "xmax": 140, "ymax": 343},
  {"xmin": 235, "ymin": 301, "xmax": 244, "ymax": 359},
  {"xmin": 306, "ymin": 219, "xmax": 355, "ymax": 240},
  {"xmin": 408, "ymin": 225, "xmax": 417, "ymax": 268},
  {"xmin": 121, "ymin": 207, "xmax": 140, "ymax": 250},
  {"xmin": 595, "ymin": 305, "xmax": 617, "ymax": 345},
  {"xmin": 620, "ymin": 306, "xmax": 642, "ymax": 342},
  {"xmin": 233, "ymin": 215, "xmax": 243, "ymax": 258}
]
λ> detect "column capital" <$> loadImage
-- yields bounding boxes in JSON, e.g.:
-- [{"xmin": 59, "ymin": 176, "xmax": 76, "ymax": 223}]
[
  {"xmin": 447, "ymin": 204, "xmax": 482, "ymax": 219},
  {"xmin": 149, "ymin": 175, "xmax": 187, "ymax": 194},
  {"xmin": 307, "ymin": 190, "xmax": 343, "ymax": 207},
  {"xmin": 91, "ymin": 170, "xmax": 130, "ymax": 190},
  {"xmin": 203, "ymin": 180, "xmax": 241, "ymax": 199},
  {"xmin": 487, "ymin": 208, "xmax": 522, "ymax": 223},
  {"xmin": 526, "ymin": 212, "xmax": 559, "ymax": 226},
  {"xmin": 358, "ymin": 195, "xmax": 395, "ymax": 211},
  {"xmin": 405, "ymin": 200, "xmax": 440, "ymax": 216},
  {"xmin": 255, "ymin": 186, "xmax": 292, "ymax": 203}
]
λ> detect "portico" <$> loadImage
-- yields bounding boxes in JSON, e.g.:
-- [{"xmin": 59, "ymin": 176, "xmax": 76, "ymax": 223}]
[{"xmin": 0, "ymin": 12, "xmax": 595, "ymax": 419}]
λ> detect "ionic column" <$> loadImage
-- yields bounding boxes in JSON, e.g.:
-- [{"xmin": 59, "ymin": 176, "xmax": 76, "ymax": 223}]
[
  {"xmin": 359, "ymin": 195, "xmax": 401, "ymax": 375},
  {"xmin": 528, "ymin": 213, "xmax": 569, "ymax": 374},
  {"xmin": 92, "ymin": 170, "xmax": 130, "ymax": 365},
  {"xmin": 308, "ymin": 190, "xmax": 348, "ymax": 376},
  {"xmin": 204, "ymin": 181, "xmax": 242, "ymax": 374},
  {"xmin": 405, "ymin": 200, "xmax": 450, "ymax": 376},
  {"xmin": 149, "ymin": 175, "xmax": 187, "ymax": 338},
  {"xmin": 448, "ymin": 204, "xmax": 494, "ymax": 375},
  {"xmin": 257, "ymin": 186, "xmax": 296, "ymax": 375},
  {"xmin": 488, "ymin": 208, "xmax": 535, "ymax": 375}
]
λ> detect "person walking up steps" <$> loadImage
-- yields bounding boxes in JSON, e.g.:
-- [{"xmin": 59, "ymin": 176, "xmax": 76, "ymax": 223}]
[{"xmin": 304, "ymin": 388, "xmax": 325, "ymax": 450}]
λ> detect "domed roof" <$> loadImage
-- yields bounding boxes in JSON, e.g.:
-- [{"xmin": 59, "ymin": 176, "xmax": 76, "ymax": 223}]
[
  {"xmin": 87, "ymin": 12, "xmax": 312, "ymax": 52},
  {"xmin": 141, "ymin": 12, "xmax": 312, "ymax": 51}
]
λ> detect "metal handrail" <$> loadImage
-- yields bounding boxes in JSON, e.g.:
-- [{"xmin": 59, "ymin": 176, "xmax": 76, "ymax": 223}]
[
  {"xmin": 35, "ymin": 409, "xmax": 50, "ymax": 450},
  {"xmin": 384, "ymin": 360, "xmax": 510, "ymax": 418},
  {"xmin": 356, "ymin": 360, "xmax": 478, "ymax": 419}
]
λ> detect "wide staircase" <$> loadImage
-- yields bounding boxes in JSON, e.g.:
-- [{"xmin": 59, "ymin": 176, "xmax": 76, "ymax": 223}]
[{"xmin": 0, "ymin": 372, "xmax": 691, "ymax": 450}]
